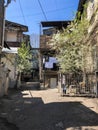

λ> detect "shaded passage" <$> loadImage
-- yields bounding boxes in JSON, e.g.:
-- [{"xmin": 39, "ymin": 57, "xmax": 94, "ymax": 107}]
[{"xmin": 0, "ymin": 85, "xmax": 98, "ymax": 130}]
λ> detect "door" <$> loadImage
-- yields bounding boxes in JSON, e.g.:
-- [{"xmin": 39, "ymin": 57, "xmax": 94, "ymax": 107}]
[{"xmin": 50, "ymin": 78, "xmax": 57, "ymax": 88}]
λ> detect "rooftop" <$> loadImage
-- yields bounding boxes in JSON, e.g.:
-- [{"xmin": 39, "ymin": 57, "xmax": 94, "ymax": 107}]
[
  {"xmin": 5, "ymin": 20, "xmax": 28, "ymax": 32},
  {"xmin": 41, "ymin": 21, "xmax": 71, "ymax": 29}
]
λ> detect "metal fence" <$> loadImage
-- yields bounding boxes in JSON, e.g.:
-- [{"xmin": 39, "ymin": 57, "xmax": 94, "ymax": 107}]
[{"xmin": 60, "ymin": 73, "xmax": 97, "ymax": 97}]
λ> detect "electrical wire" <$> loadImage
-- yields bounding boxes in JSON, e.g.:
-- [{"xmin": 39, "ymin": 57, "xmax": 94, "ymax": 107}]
[
  {"xmin": 18, "ymin": 0, "xmax": 27, "ymax": 25},
  {"xmin": 8, "ymin": 5, "xmax": 76, "ymax": 19},
  {"xmin": 37, "ymin": 0, "xmax": 47, "ymax": 21}
]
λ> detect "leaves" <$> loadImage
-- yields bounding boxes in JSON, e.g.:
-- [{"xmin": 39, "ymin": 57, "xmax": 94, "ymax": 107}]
[
  {"xmin": 49, "ymin": 11, "xmax": 90, "ymax": 73},
  {"xmin": 17, "ymin": 42, "xmax": 32, "ymax": 72}
]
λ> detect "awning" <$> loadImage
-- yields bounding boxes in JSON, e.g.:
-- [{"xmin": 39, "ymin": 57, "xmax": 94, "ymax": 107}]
[{"xmin": 2, "ymin": 47, "xmax": 18, "ymax": 54}]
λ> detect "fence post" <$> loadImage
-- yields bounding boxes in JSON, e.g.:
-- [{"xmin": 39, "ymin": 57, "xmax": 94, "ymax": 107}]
[{"xmin": 95, "ymin": 71, "xmax": 98, "ymax": 97}]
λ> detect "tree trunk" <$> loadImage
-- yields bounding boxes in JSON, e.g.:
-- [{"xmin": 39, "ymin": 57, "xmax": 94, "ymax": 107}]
[{"xmin": 14, "ymin": 71, "xmax": 21, "ymax": 89}]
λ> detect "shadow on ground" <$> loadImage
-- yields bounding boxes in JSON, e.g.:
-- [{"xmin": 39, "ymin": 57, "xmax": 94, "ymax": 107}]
[
  {"xmin": 0, "ymin": 84, "xmax": 98, "ymax": 130},
  {"xmin": 21, "ymin": 82, "xmax": 40, "ymax": 90},
  {"xmin": 0, "ymin": 117, "xmax": 18, "ymax": 130}
]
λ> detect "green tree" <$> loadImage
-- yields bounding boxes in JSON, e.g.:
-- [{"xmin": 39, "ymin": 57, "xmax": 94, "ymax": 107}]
[
  {"xmin": 49, "ymin": 10, "xmax": 89, "ymax": 76},
  {"xmin": 17, "ymin": 42, "xmax": 32, "ymax": 72},
  {"xmin": 16, "ymin": 42, "xmax": 32, "ymax": 88}
]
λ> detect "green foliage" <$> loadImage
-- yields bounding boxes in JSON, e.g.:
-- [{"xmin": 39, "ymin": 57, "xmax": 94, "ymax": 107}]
[
  {"xmin": 17, "ymin": 42, "xmax": 32, "ymax": 72},
  {"xmin": 50, "ymin": 11, "xmax": 90, "ymax": 73}
]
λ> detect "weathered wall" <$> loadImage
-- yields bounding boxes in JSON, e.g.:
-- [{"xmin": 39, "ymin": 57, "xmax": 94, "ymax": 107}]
[
  {"xmin": 85, "ymin": 0, "xmax": 98, "ymax": 96},
  {"xmin": 1, "ymin": 53, "xmax": 17, "ymax": 88},
  {"xmin": 85, "ymin": 0, "xmax": 98, "ymax": 72},
  {"xmin": 87, "ymin": 0, "xmax": 98, "ymax": 21},
  {"xmin": 0, "ymin": 63, "xmax": 10, "ymax": 96}
]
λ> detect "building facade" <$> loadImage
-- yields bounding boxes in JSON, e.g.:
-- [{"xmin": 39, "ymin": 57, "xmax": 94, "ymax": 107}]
[
  {"xmin": 1, "ymin": 20, "xmax": 29, "ymax": 89},
  {"xmin": 39, "ymin": 21, "xmax": 70, "ymax": 89}
]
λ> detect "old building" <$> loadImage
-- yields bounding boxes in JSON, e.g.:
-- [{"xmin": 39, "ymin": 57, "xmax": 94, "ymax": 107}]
[
  {"xmin": 86, "ymin": 0, "xmax": 98, "ymax": 96},
  {"xmin": 39, "ymin": 21, "xmax": 70, "ymax": 88},
  {"xmin": 64, "ymin": 0, "xmax": 98, "ymax": 96},
  {"xmin": 2, "ymin": 20, "xmax": 29, "ymax": 88}
]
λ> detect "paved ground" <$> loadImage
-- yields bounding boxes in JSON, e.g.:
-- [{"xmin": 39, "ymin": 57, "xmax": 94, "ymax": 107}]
[{"xmin": 0, "ymin": 82, "xmax": 98, "ymax": 130}]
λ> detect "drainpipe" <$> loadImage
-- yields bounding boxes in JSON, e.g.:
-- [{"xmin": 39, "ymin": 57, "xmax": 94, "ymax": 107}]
[
  {"xmin": 2, "ymin": 4, "xmax": 6, "ymax": 48},
  {"xmin": 2, "ymin": 0, "xmax": 12, "ymax": 48},
  {"xmin": 2, "ymin": 0, "xmax": 11, "ymax": 48},
  {"xmin": 0, "ymin": 0, "xmax": 4, "ymax": 61}
]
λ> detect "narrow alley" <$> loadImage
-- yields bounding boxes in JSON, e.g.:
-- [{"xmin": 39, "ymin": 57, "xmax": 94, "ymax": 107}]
[
  {"xmin": 0, "ymin": 0, "xmax": 98, "ymax": 129},
  {"xmin": 0, "ymin": 83, "xmax": 98, "ymax": 130}
]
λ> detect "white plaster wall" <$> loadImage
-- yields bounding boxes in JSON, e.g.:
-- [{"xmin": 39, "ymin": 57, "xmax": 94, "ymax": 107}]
[{"xmin": 6, "ymin": 32, "xmax": 17, "ymax": 42}]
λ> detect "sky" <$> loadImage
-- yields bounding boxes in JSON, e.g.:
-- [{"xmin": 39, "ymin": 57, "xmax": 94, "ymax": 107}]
[{"xmin": 6, "ymin": 0, "xmax": 79, "ymax": 35}]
